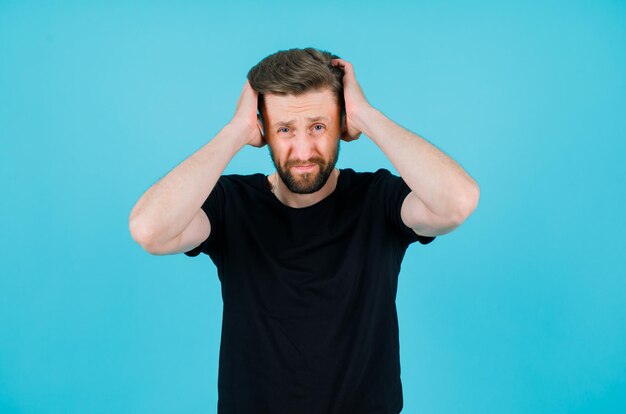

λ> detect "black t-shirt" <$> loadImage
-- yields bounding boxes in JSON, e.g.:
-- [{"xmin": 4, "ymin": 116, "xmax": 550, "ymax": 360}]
[{"xmin": 185, "ymin": 168, "xmax": 435, "ymax": 414}]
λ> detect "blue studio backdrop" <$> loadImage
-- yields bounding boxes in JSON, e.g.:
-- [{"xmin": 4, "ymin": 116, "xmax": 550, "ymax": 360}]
[{"xmin": 1, "ymin": 1, "xmax": 625, "ymax": 413}]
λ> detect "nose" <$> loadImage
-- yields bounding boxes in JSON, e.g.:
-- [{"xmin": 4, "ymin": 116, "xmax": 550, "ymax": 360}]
[{"xmin": 291, "ymin": 131, "xmax": 315, "ymax": 161}]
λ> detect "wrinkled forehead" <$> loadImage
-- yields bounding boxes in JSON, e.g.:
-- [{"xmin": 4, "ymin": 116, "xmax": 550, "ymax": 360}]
[{"xmin": 261, "ymin": 87, "xmax": 341, "ymax": 120}]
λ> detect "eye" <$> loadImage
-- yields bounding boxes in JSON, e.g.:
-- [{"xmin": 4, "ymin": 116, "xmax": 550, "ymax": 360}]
[
  {"xmin": 312, "ymin": 124, "xmax": 326, "ymax": 132},
  {"xmin": 277, "ymin": 127, "xmax": 290, "ymax": 134}
]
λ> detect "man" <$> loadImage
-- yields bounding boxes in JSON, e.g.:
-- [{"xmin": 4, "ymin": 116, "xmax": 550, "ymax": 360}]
[{"xmin": 129, "ymin": 48, "xmax": 479, "ymax": 413}]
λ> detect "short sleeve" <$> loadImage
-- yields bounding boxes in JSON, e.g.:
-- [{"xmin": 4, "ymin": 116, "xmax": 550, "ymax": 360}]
[
  {"xmin": 184, "ymin": 177, "xmax": 226, "ymax": 257},
  {"xmin": 378, "ymin": 169, "xmax": 436, "ymax": 246}
]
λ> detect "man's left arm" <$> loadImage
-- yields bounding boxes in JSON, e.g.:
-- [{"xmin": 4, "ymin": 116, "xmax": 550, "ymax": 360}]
[{"xmin": 332, "ymin": 58, "xmax": 480, "ymax": 237}]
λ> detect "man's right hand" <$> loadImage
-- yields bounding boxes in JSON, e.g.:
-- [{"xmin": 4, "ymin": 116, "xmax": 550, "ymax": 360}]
[
  {"xmin": 229, "ymin": 80, "xmax": 266, "ymax": 148},
  {"xmin": 130, "ymin": 80, "xmax": 266, "ymax": 256}
]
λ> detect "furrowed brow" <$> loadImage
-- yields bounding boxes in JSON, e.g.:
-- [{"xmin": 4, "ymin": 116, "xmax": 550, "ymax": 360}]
[
  {"xmin": 307, "ymin": 116, "xmax": 330, "ymax": 123},
  {"xmin": 272, "ymin": 119, "xmax": 295, "ymax": 128},
  {"xmin": 271, "ymin": 116, "xmax": 330, "ymax": 128}
]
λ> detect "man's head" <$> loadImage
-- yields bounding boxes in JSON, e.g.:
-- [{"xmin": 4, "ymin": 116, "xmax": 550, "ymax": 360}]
[
  {"xmin": 247, "ymin": 48, "xmax": 345, "ymax": 194},
  {"xmin": 247, "ymin": 48, "xmax": 345, "ymax": 123}
]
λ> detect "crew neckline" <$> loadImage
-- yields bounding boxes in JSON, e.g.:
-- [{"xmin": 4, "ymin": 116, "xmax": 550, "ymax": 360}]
[{"xmin": 261, "ymin": 168, "xmax": 346, "ymax": 211}]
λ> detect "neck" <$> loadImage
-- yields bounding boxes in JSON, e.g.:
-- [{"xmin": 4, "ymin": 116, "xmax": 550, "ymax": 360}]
[{"xmin": 270, "ymin": 168, "xmax": 340, "ymax": 208}]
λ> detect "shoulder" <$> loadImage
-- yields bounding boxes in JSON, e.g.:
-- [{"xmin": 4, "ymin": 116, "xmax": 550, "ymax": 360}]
[
  {"xmin": 219, "ymin": 172, "xmax": 265, "ymax": 182},
  {"xmin": 337, "ymin": 168, "xmax": 405, "ymax": 204},
  {"xmin": 340, "ymin": 167, "xmax": 394, "ymax": 177},
  {"xmin": 217, "ymin": 173, "xmax": 267, "ymax": 190},
  {"xmin": 212, "ymin": 173, "xmax": 273, "ymax": 207},
  {"xmin": 340, "ymin": 168, "xmax": 397, "ymax": 187},
  {"xmin": 340, "ymin": 168, "xmax": 413, "ymax": 208}
]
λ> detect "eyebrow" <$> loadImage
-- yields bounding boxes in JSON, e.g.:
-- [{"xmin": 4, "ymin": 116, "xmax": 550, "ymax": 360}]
[{"xmin": 271, "ymin": 116, "xmax": 330, "ymax": 128}]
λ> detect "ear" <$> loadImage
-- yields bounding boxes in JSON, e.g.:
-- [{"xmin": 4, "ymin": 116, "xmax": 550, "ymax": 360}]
[
  {"xmin": 340, "ymin": 110, "xmax": 349, "ymax": 140},
  {"xmin": 257, "ymin": 113, "xmax": 265, "ymax": 138}
]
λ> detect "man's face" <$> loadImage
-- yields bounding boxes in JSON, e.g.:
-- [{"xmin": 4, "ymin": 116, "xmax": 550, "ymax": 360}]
[{"xmin": 262, "ymin": 87, "xmax": 342, "ymax": 194}]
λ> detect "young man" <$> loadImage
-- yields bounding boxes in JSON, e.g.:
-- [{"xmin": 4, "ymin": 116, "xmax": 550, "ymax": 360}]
[{"xmin": 129, "ymin": 48, "xmax": 479, "ymax": 413}]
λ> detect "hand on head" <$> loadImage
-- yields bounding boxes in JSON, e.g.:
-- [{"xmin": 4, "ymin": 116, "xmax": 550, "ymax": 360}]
[
  {"xmin": 231, "ymin": 80, "xmax": 266, "ymax": 148},
  {"xmin": 331, "ymin": 58, "xmax": 372, "ymax": 142},
  {"xmin": 232, "ymin": 57, "xmax": 371, "ymax": 147}
]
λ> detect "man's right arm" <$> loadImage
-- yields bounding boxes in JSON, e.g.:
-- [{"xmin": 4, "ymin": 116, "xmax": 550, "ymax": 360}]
[{"xmin": 128, "ymin": 81, "xmax": 263, "ymax": 255}]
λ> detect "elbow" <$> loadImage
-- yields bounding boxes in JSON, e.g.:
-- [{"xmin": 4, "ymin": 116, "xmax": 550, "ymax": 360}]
[
  {"xmin": 129, "ymin": 216, "xmax": 150, "ymax": 245},
  {"xmin": 451, "ymin": 182, "xmax": 480, "ymax": 225},
  {"xmin": 129, "ymin": 217, "xmax": 163, "ymax": 255}
]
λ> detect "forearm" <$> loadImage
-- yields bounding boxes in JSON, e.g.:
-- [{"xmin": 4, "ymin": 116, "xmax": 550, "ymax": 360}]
[
  {"xmin": 358, "ymin": 107, "xmax": 479, "ymax": 218},
  {"xmin": 128, "ymin": 122, "xmax": 250, "ymax": 245}
]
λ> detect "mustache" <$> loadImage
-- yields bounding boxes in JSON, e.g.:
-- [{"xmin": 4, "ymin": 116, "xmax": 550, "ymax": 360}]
[{"xmin": 284, "ymin": 157, "xmax": 326, "ymax": 168}]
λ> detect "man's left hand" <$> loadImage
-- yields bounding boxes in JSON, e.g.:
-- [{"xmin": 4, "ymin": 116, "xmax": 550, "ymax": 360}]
[{"xmin": 331, "ymin": 58, "xmax": 373, "ymax": 142}]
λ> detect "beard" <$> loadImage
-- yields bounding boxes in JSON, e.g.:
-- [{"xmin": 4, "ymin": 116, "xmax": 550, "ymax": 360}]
[{"xmin": 270, "ymin": 142, "xmax": 340, "ymax": 194}]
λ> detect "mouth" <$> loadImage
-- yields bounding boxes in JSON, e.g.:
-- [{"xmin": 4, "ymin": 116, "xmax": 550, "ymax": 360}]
[{"xmin": 291, "ymin": 164, "xmax": 318, "ymax": 173}]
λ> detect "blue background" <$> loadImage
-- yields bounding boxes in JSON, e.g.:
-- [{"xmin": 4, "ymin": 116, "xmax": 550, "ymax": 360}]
[{"xmin": 2, "ymin": 0, "xmax": 625, "ymax": 413}]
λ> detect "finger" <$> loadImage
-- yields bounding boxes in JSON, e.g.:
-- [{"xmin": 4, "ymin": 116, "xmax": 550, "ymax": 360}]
[
  {"xmin": 341, "ymin": 132, "xmax": 360, "ymax": 142},
  {"xmin": 331, "ymin": 61, "xmax": 357, "ymax": 86},
  {"xmin": 331, "ymin": 58, "xmax": 350, "ymax": 66},
  {"xmin": 236, "ymin": 81, "xmax": 250, "ymax": 108},
  {"xmin": 245, "ymin": 81, "xmax": 257, "ymax": 97},
  {"xmin": 348, "ymin": 126, "xmax": 361, "ymax": 140},
  {"xmin": 331, "ymin": 58, "xmax": 353, "ymax": 72},
  {"xmin": 238, "ymin": 81, "xmax": 258, "ymax": 109}
]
